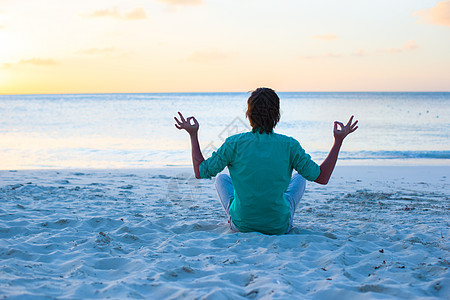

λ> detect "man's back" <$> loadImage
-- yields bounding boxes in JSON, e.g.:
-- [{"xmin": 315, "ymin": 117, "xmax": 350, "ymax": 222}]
[{"xmin": 200, "ymin": 131, "xmax": 320, "ymax": 234}]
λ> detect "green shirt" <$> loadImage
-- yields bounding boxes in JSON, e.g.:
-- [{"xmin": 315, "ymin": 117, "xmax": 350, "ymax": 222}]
[{"xmin": 199, "ymin": 131, "xmax": 320, "ymax": 235}]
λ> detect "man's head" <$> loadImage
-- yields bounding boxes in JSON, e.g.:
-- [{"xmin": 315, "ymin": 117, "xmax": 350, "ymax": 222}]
[{"xmin": 246, "ymin": 87, "xmax": 280, "ymax": 134}]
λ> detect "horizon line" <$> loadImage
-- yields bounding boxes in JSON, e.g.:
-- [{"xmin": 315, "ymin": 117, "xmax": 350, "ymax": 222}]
[{"xmin": 1, "ymin": 90, "xmax": 450, "ymax": 96}]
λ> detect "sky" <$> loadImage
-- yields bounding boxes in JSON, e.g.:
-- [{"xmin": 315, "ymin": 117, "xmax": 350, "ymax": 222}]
[{"xmin": 0, "ymin": 0, "xmax": 449, "ymax": 94}]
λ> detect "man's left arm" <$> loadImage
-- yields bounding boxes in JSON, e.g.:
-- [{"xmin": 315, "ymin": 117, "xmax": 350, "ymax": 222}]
[{"xmin": 314, "ymin": 116, "xmax": 358, "ymax": 185}]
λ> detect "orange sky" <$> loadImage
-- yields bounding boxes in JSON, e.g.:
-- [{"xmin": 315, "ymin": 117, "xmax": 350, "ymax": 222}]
[{"xmin": 0, "ymin": 0, "xmax": 449, "ymax": 94}]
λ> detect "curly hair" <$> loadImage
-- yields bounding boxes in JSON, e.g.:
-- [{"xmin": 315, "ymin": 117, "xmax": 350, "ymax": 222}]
[{"xmin": 245, "ymin": 87, "xmax": 280, "ymax": 134}]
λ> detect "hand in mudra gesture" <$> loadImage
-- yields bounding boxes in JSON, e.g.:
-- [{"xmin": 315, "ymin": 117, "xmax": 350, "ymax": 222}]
[
  {"xmin": 334, "ymin": 115, "xmax": 358, "ymax": 142},
  {"xmin": 174, "ymin": 112, "xmax": 199, "ymax": 136}
]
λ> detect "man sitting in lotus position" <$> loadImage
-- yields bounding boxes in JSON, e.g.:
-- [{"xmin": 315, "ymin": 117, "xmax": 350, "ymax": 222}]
[{"xmin": 174, "ymin": 88, "xmax": 358, "ymax": 235}]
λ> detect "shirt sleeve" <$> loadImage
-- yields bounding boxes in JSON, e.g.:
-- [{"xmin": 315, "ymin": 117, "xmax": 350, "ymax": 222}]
[
  {"xmin": 199, "ymin": 139, "xmax": 234, "ymax": 179},
  {"xmin": 291, "ymin": 139, "xmax": 321, "ymax": 181}
]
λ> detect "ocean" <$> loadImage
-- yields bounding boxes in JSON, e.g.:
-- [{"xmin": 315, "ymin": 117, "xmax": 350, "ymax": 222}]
[{"xmin": 0, "ymin": 92, "xmax": 449, "ymax": 169}]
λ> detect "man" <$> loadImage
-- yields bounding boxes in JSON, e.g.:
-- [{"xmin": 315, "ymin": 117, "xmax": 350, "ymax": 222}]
[{"xmin": 174, "ymin": 87, "xmax": 358, "ymax": 235}]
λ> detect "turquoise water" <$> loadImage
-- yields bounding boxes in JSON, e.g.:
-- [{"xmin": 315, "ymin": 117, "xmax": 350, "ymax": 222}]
[{"xmin": 0, "ymin": 92, "xmax": 449, "ymax": 169}]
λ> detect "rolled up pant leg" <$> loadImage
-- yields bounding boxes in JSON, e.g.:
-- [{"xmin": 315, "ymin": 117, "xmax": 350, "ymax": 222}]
[
  {"xmin": 215, "ymin": 174, "xmax": 239, "ymax": 231},
  {"xmin": 284, "ymin": 173, "xmax": 306, "ymax": 232}
]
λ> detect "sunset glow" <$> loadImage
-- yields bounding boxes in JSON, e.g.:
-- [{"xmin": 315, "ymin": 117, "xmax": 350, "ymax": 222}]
[{"xmin": 0, "ymin": 0, "xmax": 449, "ymax": 94}]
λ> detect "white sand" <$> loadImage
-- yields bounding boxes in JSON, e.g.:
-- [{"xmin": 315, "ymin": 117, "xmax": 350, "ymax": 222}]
[{"xmin": 0, "ymin": 166, "xmax": 448, "ymax": 299}]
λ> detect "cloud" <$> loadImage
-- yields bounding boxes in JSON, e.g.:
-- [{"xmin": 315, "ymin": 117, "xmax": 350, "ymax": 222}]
[
  {"xmin": 301, "ymin": 52, "xmax": 343, "ymax": 59},
  {"xmin": 382, "ymin": 47, "xmax": 403, "ymax": 54},
  {"xmin": 325, "ymin": 52, "xmax": 343, "ymax": 58},
  {"xmin": 187, "ymin": 50, "xmax": 232, "ymax": 63},
  {"xmin": 310, "ymin": 34, "xmax": 338, "ymax": 41},
  {"xmin": 353, "ymin": 49, "xmax": 368, "ymax": 57},
  {"xmin": 381, "ymin": 40, "xmax": 419, "ymax": 53},
  {"xmin": 301, "ymin": 41, "xmax": 418, "ymax": 59},
  {"xmin": 301, "ymin": 42, "xmax": 417, "ymax": 60},
  {"xmin": 0, "ymin": 63, "xmax": 12, "ymax": 69},
  {"xmin": 300, "ymin": 55, "xmax": 317, "ymax": 60},
  {"xmin": 413, "ymin": 0, "xmax": 450, "ymax": 27},
  {"xmin": 158, "ymin": 0, "xmax": 202, "ymax": 5},
  {"xmin": 19, "ymin": 58, "xmax": 58, "ymax": 66},
  {"xmin": 123, "ymin": 8, "xmax": 147, "ymax": 20},
  {"xmin": 77, "ymin": 47, "xmax": 116, "ymax": 55},
  {"xmin": 1, "ymin": 58, "xmax": 58, "ymax": 69},
  {"xmin": 85, "ymin": 7, "xmax": 147, "ymax": 20},
  {"xmin": 403, "ymin": 40, "xmax": 419, "ymax": 50},
  {"xmin": 87, "ymin": 7, "xmax": 120, "ymax": 18}
]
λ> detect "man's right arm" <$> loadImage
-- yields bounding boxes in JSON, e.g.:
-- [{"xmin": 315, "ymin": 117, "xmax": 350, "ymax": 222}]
[
  {"xmin": 174, "ymin": 112, "xmax": 205, "ymax": 179},
  {"xmin": 314, "ymin": 116, "xmax": 358, "ymax": 185}
]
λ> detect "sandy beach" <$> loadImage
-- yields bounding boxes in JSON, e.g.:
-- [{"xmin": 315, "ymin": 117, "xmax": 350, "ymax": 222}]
[{"xmin": 0, "ymin": 165, "xmax": 448, "ymax": 299}]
